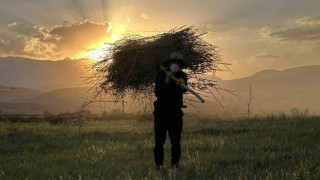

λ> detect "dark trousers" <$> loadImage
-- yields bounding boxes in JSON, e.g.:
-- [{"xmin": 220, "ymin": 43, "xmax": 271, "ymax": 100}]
[{"xmin": 153, "ymin": 104, "xmax": 183, "ymax": 166}]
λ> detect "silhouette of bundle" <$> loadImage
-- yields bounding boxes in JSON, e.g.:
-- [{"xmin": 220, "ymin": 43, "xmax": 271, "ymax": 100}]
[{"xmin": 90, "ymin": 26, "xmax": 224, "ymax": 100}]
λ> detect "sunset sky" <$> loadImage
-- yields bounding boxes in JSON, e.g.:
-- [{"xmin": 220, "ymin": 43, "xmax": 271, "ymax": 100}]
[{"xmin": 0, "ymin": 0, "xmax": 319, "ymax": 79}]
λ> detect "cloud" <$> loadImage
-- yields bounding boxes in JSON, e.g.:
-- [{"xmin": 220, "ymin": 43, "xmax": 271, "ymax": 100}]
[
  {"xmin": 250, "ymin": 52, "xmax": 280, "ymax": 61},
  {"xmin": 295, "ymin": 17, "xmax": 320, "ymax": 26},
  {"xmin": 1, "ymin": 20, "xmax": 39, "ymax": 37},
  {"xmin": 268, "ymin": 17, "xmax": 320, "ymax": 41},
  {"xmin": 0, "ymin": 35, "xmax": 63, "ymax": 59},
  {"xmin": 0, "ymin": 35, "xmax": 27, "ymax": 55},
  {"xmin": 7, "ymin": 22, "xmax": 18, "ymax": 27},
  {"xmin": 0, "ymin": 20, "xmax": 112, "ymax": 60},
  {"xmin": 141, "ymin": 13, "xmax": 149, "ymax": 20},
  {"xmin": 197, "ymin": 24, "xmax": 214, "ymax": 33},
  {"xmin": 35, "ymin": 20, "xmax": 110, "ymax": 54},
  {"xmin": 259, "ymin": 27, "xmax": 273, "ymax": 39}
]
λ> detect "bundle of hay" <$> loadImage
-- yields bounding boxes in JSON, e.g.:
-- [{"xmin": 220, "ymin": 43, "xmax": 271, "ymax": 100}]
[{"xmin": 89, "ymin": 26, "xmax": 226, "ymax": 103}]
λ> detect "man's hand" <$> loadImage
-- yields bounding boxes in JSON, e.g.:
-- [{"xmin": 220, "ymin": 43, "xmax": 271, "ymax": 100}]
[
  {"xmin": 177, "ymin": 78, "xmax": 185, "ymax": 86},
  {"xmin": 165, "ymin": 71, "xmax": 173, "ymax": 83}
]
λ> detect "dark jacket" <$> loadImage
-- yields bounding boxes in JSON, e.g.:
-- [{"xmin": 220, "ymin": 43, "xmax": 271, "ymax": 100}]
[{"xmin": 154, "ymin": 70, "xmax": 188, "ymax": 107}]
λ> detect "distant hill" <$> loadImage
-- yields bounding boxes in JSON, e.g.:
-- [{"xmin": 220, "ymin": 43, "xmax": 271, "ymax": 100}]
[
  {"xmin": 0, "ymin": 56, "xmax": 94, "ymax": 113},
  {"xmin": 0, "ymin": 85, "xmax": 54, "ymax": 113},
  {"xmin": 0, "ymin": 84, "xmax": 91, "ymax": 114},
  {"xmin": 0, "ymin": 85, "xmax": 43, "ymax": 102},
  {"xmin": 214, "ymin": 65, "xmax": 320, "ymax": 115},
  {"xmin": 0, "ymin": 56, "xmax": 319, "ymax": 115},
  {"xmin": 34, "ymin": 84, "xmax": 82, "ymax": 92},
  {"xmin": 28, "ymin": 87, "xmax": 91, "ymax": 110},
  {"xmin": 0, "ymin": 101, "xmax": 54, "ymax": 114},
  {"xmin": 0, "ymin": 56, "xmax": 93, "ymax": 88}
]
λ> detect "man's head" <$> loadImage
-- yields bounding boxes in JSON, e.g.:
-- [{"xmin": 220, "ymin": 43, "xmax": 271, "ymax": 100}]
[{"xmin": 161, "ymin": 51, "xmax": 188, "ymax": 72}]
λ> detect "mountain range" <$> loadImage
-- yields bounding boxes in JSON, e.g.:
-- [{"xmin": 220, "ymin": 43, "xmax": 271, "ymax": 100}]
[
  {"xmin": 0, "ymin": 56, "xmax": 319, "ymax": 116},
  {"xmin": 0, "ymin": 56, "xmax": 92, "ymax": 88}
]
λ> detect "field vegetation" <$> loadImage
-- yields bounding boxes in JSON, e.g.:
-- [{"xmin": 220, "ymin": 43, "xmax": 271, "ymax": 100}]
[{"xmin": 0, "ymin": 112, "xmax": 319, "ymax": 179}]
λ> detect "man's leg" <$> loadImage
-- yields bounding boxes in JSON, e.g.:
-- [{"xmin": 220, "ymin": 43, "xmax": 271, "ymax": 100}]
[
  {"xmin": 153, "ymin": 105, "xmax": 167, "ymax": 167},
  {"xmin": 168, "ymin": 108, "xmax": 183, "ymax": 167}
]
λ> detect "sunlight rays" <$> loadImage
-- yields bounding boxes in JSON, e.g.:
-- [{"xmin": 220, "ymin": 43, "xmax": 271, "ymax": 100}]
[{"xmin": 74, "ymin": 23, "xmax": 127, "ymax": 61}]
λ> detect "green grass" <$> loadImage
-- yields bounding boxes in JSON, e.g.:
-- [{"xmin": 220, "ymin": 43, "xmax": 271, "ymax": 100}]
[{"xmin": 0, "ymin": 116, "xmax": 320, "ymax": 179}]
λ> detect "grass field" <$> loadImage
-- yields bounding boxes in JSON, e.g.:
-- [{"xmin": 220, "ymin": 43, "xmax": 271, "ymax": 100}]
[{"xmin": 0, "ymin": 115, "xmax": 320, "ymax": 179}]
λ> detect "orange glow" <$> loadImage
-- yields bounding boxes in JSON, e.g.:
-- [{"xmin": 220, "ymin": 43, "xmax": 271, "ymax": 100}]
[
  {"xmin": 112, "ymin": 34, "xmax": 118, "ymax": 40},
  {"xmin": 74, "ymin": 23, "xmax": 127, "ymax": 61}
]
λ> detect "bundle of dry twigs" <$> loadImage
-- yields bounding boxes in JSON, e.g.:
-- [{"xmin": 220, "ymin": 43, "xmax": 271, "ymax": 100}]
[{"xmin": 85, "ymin": 26, "xmax": 228, "ymax": 105}]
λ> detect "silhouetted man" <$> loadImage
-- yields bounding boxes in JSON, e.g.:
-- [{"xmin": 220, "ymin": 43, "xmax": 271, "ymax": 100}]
[{"xmin": 153, "ymin": 52, "xmax": 188, "ymax": 169}]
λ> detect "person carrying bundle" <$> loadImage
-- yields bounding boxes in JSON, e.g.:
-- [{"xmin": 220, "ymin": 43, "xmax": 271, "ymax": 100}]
[
  {"xmin": 89, "ymin": 26, "xmax": 221, "ymax": 168},
  {"xmin": 153, "ymin": 51, "xmax": 188, "ymax": 169}
]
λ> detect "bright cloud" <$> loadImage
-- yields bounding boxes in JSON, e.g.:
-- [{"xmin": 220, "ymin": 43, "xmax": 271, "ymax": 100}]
[
  {"xmin": 267, "ymin": 17, "xmax": 320, "ymax": 42},
  {"xmin": 250, "ymin": 53, "xmax": 280, "ymax": 61},
  {"xmin": 0, "ymin": 20, "xmax": 114, "ymax": 60}
]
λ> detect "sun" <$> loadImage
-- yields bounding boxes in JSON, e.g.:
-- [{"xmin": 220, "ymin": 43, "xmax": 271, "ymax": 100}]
[
  {"xmin": 75, "ymin": 43, "xmax": 112, "ymax": 61},
  {"xmin": 74, "ymin": 23, "xmax": 127, "ymax": 61}
]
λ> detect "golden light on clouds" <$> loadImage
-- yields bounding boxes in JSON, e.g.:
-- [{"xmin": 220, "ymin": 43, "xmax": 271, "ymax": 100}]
[
  {"xmin": 74, "ymin": 42, "xmax": 111, "ymax": 61},
  {"xmin": 74, "ymin": 23, "xmax": 127, "ymax": 61},
  {"xmin": 1, "ymin": 0, "xmax": 320, "ymax": 79},
  {"xmin": 112, "ymin": 34, "xmax": 118, "ymax": 40},
  {"xmin": 111, "ymin": 23, "xmax": 126, "ymax": 41}
]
